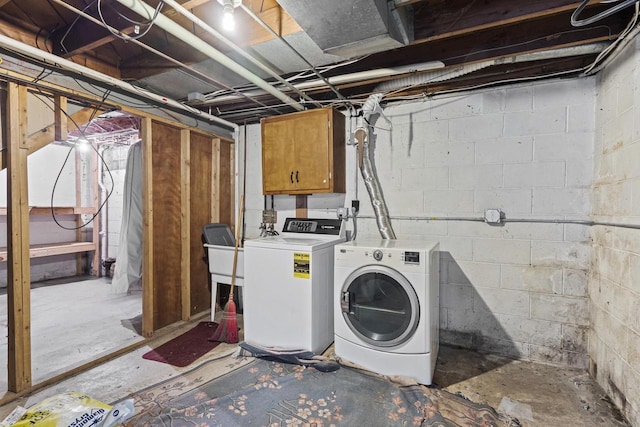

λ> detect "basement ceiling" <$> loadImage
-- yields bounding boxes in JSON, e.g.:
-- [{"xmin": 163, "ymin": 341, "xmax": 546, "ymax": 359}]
[{"xmin": 0, "ymin": 0, "xmax": 635, "ymax": 126}]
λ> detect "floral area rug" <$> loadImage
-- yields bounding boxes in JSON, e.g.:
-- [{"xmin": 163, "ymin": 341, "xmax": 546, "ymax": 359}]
[{"xmin": 122, "ymin": 352, "xmax": 518, "ymax": 426}]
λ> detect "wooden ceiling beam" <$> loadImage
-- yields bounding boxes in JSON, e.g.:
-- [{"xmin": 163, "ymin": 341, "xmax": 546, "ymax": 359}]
[
  {"xmin": 52, "ymin": 3, "xmax": 132, "ymax": 57},
  {"xmin": 334, "ymin": 10, "xmax": 628, "ymax": 74},
  {"xmin": 0, "ymin": 11, "xmax": 121, "ymax": 78},
  {"xmin": 52, "ymin": 0, "xmax": 210, "ymax": 59},
  {"xmin": 117, "ymin": 1, "xmax": 300, "ymax": 80},
  {"xmin": 413, "ymin": 1, "xmax": 618, "ymax": 42}
]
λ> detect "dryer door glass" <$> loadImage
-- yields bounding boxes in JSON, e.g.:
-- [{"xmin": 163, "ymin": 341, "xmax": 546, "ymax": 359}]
[{"xmin": 341, "ymin": 265, "xmax": 420, "ymax": 348}]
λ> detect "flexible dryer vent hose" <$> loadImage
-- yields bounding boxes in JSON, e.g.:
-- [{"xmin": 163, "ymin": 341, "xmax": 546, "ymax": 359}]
[{"xmin": 356, "ymin": 61, "xmax": 494, "ymax": 239}]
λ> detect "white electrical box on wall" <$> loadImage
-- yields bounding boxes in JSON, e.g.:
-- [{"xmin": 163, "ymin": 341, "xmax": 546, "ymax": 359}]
[{"xmin": 484, "ymin": 209, "xmax": 503, "ymax": 225}]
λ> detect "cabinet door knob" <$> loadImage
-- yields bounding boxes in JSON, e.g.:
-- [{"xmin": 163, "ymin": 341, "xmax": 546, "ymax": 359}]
[
  {"xmin": 296, "ymin": 170, "xmax": 299, "ymax": 183},
  {"xmin": 290, "ymin": 171, "xmax": 294, "ymax": 183}
]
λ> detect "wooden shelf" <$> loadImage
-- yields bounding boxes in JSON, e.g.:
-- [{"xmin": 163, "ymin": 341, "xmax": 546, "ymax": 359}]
[
  {"xmin": 0, "ymin": 206, "xmax": 97, "ymax": 216},
  {"xmin": 0, "ymin": 241, "xmax": 97, "ymax": 263}
]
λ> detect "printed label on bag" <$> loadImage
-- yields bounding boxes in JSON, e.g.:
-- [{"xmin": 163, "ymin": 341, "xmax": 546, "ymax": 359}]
[{"xmin": 293, "ymin": 252, "xmax": 310, "ymax": 279}]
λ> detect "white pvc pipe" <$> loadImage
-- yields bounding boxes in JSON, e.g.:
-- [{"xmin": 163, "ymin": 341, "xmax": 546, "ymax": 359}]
[
  {"xmin": 202, "ymin": 61, "xmax": 445, "ymax": 104},
  {"xmin": 115, "ymin": 0, "xmax": 305, "ymax": 111},
  {"xmin": 162, "ymin": 0, "xmax": 318, "ymax": 106},
  {"xmin": 0, "ymin": 34, "xmax": 238, "ymax": 131},
  {"xmin": 50, "ymin": 0, "xmax": 267, "ymax": 111}
]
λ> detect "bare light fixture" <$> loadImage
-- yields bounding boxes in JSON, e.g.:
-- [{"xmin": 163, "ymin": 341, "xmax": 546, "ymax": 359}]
[
  {"xmin": 75, "ymin": 136, "xmax": 91, "ymax": 152},
  {"xmin": 218, "ymin": 0, "xmax": 242, "ymax": 31}
]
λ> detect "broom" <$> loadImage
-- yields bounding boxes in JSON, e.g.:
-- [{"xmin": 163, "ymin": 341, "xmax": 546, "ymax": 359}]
[{"xmin": 210, "ymin": 195, "xmax": 244, "ymax": 343}]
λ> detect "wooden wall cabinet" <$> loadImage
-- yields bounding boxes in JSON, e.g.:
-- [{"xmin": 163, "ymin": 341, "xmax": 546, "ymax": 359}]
[{"xmin": 261, "ymin": 107, "xmax": 345, "ymax": 195}]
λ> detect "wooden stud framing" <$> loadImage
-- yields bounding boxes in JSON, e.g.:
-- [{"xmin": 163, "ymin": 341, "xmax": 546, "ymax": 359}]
[
  {"xmin": 6, "ymin": 82, "xmax": 32, "ymax": 392},
  {"xmin": 0, "ymin": 87, "xmax": 5, "ymax": 172},
  {"xmin": 230, "ymin": 142, "xmax": 236, "ymax": 233},
  {"xmin": 296, "ymin": 195, "xmax": 308, "ymax": 218},
  {"xmin": 141, "ymin": 117, "xmax": 154, "ymax": 338},
  {"xmin": 180, "ymin": 129, "xmax": 191, "ymax": 321},
  {"xmin": 91, "ymin": 142, "xmax": 100, "ymax": 276},
  {"xmin": 75, "ymin": 148, "xmax": 83, "ymax": 275},
  {"xmin": 211, "ymin": 138, "xmax": 221, "ymax": 223},
  {"xmin": 54, "ymin": 94, "xmax": 67, "ymax": 142},
  {"xmin": 27, "ymin": 107, "xmax": 94, "ymax": 154}
]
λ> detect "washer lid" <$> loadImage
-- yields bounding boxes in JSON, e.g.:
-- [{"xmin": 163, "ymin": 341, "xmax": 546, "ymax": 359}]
[{"xmin": 245, "ymin": 235, "xmax": 345, "ymax": 251}]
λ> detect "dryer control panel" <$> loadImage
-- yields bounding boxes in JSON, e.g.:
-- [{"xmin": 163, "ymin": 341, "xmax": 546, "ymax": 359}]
[
  {"xmin": 402, "ymin": 251, "xmax": 421, "ymax": 264},
  {"xmin": 335, "ymin": 239, "xmax": 438, "ymax": 274}
]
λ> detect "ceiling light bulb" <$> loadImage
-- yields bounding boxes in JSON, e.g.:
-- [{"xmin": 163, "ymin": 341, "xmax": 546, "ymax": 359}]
[
  {"xmin": 76, "ymin": 137, "xmax": 90, "ymax": 152},
  {"xmin": 222, "ymin": 5, "xmax": 235, "ymax": 31}
]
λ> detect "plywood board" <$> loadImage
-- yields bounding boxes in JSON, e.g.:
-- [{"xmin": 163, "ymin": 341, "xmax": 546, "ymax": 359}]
[
  {"xmin": 189, "ymin": 133, "xmax": 214, "ymax": 316},
  {"xmin": 151, "ymin": 122, "xmax": 183, "ymax": 330}
]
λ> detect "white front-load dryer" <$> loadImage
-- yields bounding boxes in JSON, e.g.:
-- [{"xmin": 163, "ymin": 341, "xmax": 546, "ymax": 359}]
[{"xmin": 334, "ymin": 239, "xmax": 439, "ymax": 385}]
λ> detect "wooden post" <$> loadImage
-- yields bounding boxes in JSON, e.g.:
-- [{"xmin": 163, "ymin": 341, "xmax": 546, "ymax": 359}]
[
  {"xmin": 230, "ymin": 141, "xmax": 236, "ymax": 233},
  {"xmin": 296, "ymin": 195, "xmax": 308, "ymax": 218},
  {"xmin": 6, "ymin": 82, "xmax": 31, "ymax": 392},
  {"xmin": 141, "ymin": 117, "xmax": 154, "ymax": 337},
  {"xmin": 211, "ymin": 138, "xmax": 221, "ymax": 223},
  {"xmin": 91, "ymin": 142, "xmax": 100, "ymax": 276},
  {"xmin": 54, "ymin": 95, "xmax": 67, "ymax": 142},
  {"xmin": 180, "ymin": 129, "xmax": 191, "ymax": 321}
]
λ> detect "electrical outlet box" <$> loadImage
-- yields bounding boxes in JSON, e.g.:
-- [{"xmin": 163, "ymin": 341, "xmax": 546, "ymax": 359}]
[{"xmin": 484, "ymin": 208, "xmax": 503, "ymax": 225}]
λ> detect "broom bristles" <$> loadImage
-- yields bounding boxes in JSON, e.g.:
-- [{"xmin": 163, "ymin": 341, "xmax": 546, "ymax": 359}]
[{"xmin": 209, "ymin": 298, "xmax": 239, "ymax": 343}]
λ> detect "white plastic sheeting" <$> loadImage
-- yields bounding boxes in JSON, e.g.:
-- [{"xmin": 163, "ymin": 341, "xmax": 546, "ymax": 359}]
[{"xmin": 111, "ymin": 142, "xmax": 143, "ymax": 294}]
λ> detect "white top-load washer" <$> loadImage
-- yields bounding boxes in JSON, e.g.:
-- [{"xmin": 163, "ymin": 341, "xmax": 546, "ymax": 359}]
[
  {"xmin": 334, "ymin": 239, "xmax": 439, "ymax": 385},
  {"xmin": 244, "ymin": 218, "xmax": 345, "ymax": 354}
]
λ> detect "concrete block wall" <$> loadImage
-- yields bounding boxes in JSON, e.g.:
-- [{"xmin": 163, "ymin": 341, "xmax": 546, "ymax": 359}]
[
  {"xmin": 241, "ymin": 76, "xmax": 595, "ymax": 369},
  {"xmin": 591, "ymin": 36, "xmax": 640, "ymax": 426},
  {"xmin": 348, "ymin": 79, "xmax": 595, "ymax": 368}
]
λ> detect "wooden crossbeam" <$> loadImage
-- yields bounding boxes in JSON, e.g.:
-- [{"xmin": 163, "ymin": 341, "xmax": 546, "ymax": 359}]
[{"xmin": 26, "ymin": 107, "xmax": 95, "ymax": 154}]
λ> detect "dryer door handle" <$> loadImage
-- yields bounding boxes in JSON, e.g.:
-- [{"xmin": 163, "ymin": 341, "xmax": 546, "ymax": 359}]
[{"xmin": 341, "ymin": 291, "xmax": 350, "ymax": 313}]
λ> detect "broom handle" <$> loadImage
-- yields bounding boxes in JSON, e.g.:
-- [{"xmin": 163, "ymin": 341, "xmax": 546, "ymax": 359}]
[{"xmin": 229, "ymin": 195, "xmax": 244, "ymax": 300}]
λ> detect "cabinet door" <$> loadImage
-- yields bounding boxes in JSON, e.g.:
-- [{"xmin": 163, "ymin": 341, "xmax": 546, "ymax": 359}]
[
  {"xmin": 292, "ymin": 109, "xmax": 331, "ymax": 192},
  {"xmin": 262, "ymin": 117, "xmax": 296, "ymax": 193}
]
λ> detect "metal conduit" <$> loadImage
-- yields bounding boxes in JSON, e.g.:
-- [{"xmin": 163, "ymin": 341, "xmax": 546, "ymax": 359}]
[
  {"xmin": 239, "ymin": 3, "xmax": 346, "ymax": 101},
  {"xmin": 356, "ymin": 61, "xmax": 495, "ymax": 240},
  {"xmin": 354, "ymin": 43, "xmax": 605, "ymax": 240},
  {"xmin": 0, "ymin": 33, "xmax": 237, "ymax": 131},
  {"xmin": 50, "ymin": 0, "xmax": 279, "ymax": 115},
  {"xmin": 115, "ymin": 0, "xmax": 305, "ymax": 112},
  {"xmin": 358, "ymin": 215, "xmax": 640, "ymax": 230},
  {"xmin": 162, "ymin": 0, "xmax": 322, "ymax": 108}
]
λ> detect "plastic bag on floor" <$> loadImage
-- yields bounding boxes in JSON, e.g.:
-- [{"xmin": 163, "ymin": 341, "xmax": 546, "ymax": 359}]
[{"xmin": 0, "ymin": 392, "xmax": 134, "ymax": 427}]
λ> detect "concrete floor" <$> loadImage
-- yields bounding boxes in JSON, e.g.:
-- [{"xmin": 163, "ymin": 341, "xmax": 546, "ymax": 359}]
[
  {"xmin": 0, "ymin": 285, "xmax": 630, "ymax": 426},
  {"xmin": 0, "ymin": 277, "xmax": 143, "ymax": 393},
  {"xmin": 433, "ymin": 345, "xmax": 629, "ymax": 426}
]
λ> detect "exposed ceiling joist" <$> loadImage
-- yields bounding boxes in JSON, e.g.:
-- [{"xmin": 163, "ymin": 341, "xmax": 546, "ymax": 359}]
[{"xmin": 0, "ymin": 0, "xmax": 636, "ymax": 124}]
